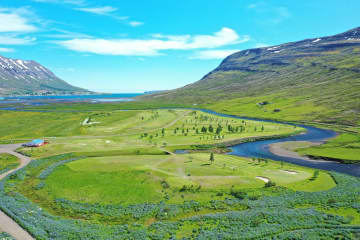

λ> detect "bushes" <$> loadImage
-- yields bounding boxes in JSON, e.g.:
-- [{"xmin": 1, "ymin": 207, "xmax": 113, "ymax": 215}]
[
  {"xmin": 0, "ymin": 232, "xmax": 15, "ymax": 240},
  {"xmin": 264, "ymin": 181, "xmax": 276, "ymax": 188},
  {"xmin": 38, "ymin": 158, "xmax": 79, "ymax": 180},
  {"xmin": 230, "ymin": 189, "xmax": 247, "ymax": 200}
]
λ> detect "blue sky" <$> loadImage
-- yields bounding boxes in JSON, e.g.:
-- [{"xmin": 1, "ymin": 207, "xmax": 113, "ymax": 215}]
[{"xmin": 1, "ymin": 0, "xmax": 359, "ymax": 93}]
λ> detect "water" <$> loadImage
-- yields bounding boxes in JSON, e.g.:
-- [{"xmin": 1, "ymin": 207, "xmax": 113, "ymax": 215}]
[
  {"xmin": 0, "ymin": 93, "xmax": 143, "ymax": 106},
  {"xmin": 197, "ymin": 109, "xmax": 360, "ymax": 177},
  {"xmin": 1, "ymin": 93, "xmax": 142, "ymax": 101}
]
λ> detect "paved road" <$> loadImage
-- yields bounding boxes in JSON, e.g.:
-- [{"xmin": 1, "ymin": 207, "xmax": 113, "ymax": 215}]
[{"xmin": 0, "ymin": 144, "xmax": 35, "ymax": 240}]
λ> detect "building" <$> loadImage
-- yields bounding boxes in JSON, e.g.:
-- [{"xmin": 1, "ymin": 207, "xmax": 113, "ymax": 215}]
[{"xmin": 22, "ymin": 139, "xmax": 48, "ymax": 147}]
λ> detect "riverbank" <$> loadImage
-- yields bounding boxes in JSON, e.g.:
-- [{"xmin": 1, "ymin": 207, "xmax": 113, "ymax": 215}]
[{"xmin": 268, "ymin": 141, "xmax": 327, "ymax": 162}]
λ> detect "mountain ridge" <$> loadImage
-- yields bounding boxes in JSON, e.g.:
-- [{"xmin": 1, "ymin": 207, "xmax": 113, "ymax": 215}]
[
  {"xmin": 144, "ymin": 27, "xmax": 360, "ymax": 125},
  {"xmin": 0, "ymin": 55, "xmax": 89, "ymax": 96}
]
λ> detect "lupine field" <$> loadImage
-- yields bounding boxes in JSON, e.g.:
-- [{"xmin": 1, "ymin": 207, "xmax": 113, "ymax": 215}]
[{"xmin": 0, "ymin": 153, "xmax": 359, "ymax": 239}]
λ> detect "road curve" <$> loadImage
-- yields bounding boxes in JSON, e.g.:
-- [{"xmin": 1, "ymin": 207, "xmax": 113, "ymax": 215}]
[{"xmin": 0, "ymin": 144, "xmax": 35, "ymax": 240}]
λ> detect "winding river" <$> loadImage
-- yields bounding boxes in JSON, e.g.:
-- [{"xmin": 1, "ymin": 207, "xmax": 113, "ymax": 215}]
[{"xmin": 199, "ymin": 109, "xmax": 360, "ymax": 177}]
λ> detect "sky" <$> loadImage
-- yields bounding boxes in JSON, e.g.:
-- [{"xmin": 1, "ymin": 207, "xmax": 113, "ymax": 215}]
[{"xmin": 0, "ymin": 0, "xmax": 359, "ymax": 93}]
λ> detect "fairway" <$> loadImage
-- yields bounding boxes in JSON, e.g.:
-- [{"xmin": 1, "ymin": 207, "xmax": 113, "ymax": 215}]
[
  {"xmin": 16, "ymin": 109, "xmax": 303, "ymax": 158},
  {"xmin": 36, "ymin": 153, "xmax": 335, "ymax": 207}
]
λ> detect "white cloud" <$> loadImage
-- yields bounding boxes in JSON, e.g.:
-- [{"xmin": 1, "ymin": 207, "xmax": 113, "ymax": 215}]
[
  {"xmin": 255, "ymin": 43, "xmax": 269, "ymax": 48},
  {"xmin": 74, "ymin": 5, "xmax": 135, "ymax": 25},
  {"xmin": 32, "ymin": 0, "xmax": 85, "ymax": 5},
  {"xmin": 191, "ymin": 49, "xmax": 240, "ymax": 59},
  {"xmin": 0, "ymin": 35, "xmax": 36, "ymax": 45},
  {"xmin": 129, "ymin": 21, "xmax": 144, "ymax": 27},
  {"xmin": 271, "ymin": 7, "xmax": 291, "ymax": 24},
  {"xmin": 41, "ymin": 29, "xmax": 93, "ymax": 39},
  {"xmin": 59, "ymin": 28, "xmax": 249, "ymax": 56},
  {"xmin": 0, "ymin": 9, "xmax": 37, "ymax": 32},
  {"xmin": 76, "ymin": 6, "xmax": 117, "ymax": 15},
  {"xmin": 0, "ymin": 47, "xmax": 15, "ymax": 52},
  {"xmin": 247, "ymin": 2, "xmax": 265, "ymax": 9}
]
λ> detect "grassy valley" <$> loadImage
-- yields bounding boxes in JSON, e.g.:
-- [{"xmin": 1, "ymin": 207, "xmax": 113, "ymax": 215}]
[
  {"xmin": 1, "ymin": 107, "xmax": 359, "ymax": 239},
  {"xmin": 0, "ymin": 27, "xmax": 360, "ymax": 239}
]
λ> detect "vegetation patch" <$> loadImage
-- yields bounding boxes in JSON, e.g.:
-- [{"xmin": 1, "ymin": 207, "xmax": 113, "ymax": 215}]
[
  {"xmin": 298, "ymin": 133, "xmax": 360, "ymax": 163},
  {"xmin": 0, "ymin": 153, "xmax": 19, "ymax": 175}
]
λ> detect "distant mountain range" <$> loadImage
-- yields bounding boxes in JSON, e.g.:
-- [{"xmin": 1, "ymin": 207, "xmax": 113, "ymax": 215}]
[
  {"xmin": 0, "ymin": 55, "xmax": 89, "ymax": 96},
  {"xmin": 145, "ymin": 27, "xmax": 360, "ymax": 125}
]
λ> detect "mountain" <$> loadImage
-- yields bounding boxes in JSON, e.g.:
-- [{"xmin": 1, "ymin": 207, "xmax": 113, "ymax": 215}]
[
  {"xmin": 0, "ymin": 55, "xmax": 89, "ymax": 96},
  {"xmin": 145, "ymin": 27, "xmax": 360, "ymax": 126}
]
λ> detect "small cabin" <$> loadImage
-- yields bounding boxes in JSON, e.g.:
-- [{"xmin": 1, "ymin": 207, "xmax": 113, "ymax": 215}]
[{"xmin": 22, "ymin": 139, "xmax": 48, "ymax": 147}]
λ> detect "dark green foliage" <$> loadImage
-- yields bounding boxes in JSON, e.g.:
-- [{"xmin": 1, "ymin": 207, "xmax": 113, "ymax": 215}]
[
  {"xmin": 209, "ymin": 153, "xmax": 214, "ymax": 164},
  {"xmin": 310, "ymin": 170, "xmax": 320, "ymax": 181},
  {"xmin": 230, "ymin": 189, "xmax": 247, "ymax": 200},
  {"xmin": 208, "ymin": 125, "xmax": 214, "ymax": 133},
  {"xmin": 264, "ymin": 181, "xmax": 277, "ymax": 188}
]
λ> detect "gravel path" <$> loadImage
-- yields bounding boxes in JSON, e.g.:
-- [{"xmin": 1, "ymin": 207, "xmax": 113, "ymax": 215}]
[{"xmin": 0, "ymin": 144, "xmax": 35, "ymax": 240}]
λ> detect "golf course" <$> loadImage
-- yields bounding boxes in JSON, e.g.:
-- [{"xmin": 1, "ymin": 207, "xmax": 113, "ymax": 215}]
[
  {"xmin": 0, "ymin": 3, "xmax": 359, "ymax": 237},
  {"xmin": 0, "ymin": 106, "xmax": 359, "ymax": 239}
]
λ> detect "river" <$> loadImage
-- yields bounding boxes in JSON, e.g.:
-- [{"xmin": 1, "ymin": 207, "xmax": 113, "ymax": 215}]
[{"xmin": 198, "ymin": 109, "xmax": 360, "ymax": 177}]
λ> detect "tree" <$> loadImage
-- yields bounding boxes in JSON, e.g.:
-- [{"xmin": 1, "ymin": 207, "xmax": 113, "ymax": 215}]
[
  {"xmin": 196, "ymin": 128, "xmax": 199, "ymax": 134},
  {"xmin": 261, "ymin": 125, "xmax": 264, "ymax": 131},
  {"xmin": 201, "ymin": 126, "xmax": 207, "ymax": 133},
  {"xmin": 209, "ymin": 125, "xmax": 214, "ymax": 133},
  {"xmin": 161, "ymin": 128, "xmax": 165, "ymax": 136},
  {"xmin": 210, "ymin": 153, "xmax": 214, "ymax": 164},
  {"xmin": 264, "ymin": 181, "xmax": 276, "ymax": 188},
  {"xmin": 216, "ymin": 125, "xmax": 222, "ymax": 135}
]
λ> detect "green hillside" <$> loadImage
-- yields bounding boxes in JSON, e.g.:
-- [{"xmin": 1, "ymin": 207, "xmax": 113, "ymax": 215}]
[{"xmin": 144, "ymin": 27, "xmax": 360, "ymax": 126}]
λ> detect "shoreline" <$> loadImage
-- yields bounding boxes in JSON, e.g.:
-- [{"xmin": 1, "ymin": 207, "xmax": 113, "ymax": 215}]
[{"xmin": 268, "ymin": 141, "xmax": 330, "ymax": 163}]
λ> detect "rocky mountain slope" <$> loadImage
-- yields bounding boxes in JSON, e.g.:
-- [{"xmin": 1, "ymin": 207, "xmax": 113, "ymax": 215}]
[
  {"xmin": 145, "ymin": 27, "xmax": 360, "ymax": 125},
  {"xmin": 0, "ymin": 55, "xmax": 89, "ymax": 95}
]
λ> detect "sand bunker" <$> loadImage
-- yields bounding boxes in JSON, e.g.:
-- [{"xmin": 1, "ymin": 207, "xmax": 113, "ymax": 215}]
[
  {"xmin": 281, "ymin": 170, "xmax": 298, "ymax": 175},
  {"xmin": 256, "ymin": 176, "xmax": 270, "ymax": 183}
]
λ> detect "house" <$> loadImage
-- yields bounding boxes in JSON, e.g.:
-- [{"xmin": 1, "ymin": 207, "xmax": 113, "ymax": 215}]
[{"xmin": 22, "ymin": 139, "xmax": 48, "ymax": 147}]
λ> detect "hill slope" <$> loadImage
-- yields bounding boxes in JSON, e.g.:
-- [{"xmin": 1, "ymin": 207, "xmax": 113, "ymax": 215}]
[
  {"xmin": 145, "ymin": 27, "xmax": 360, "ymax": 126},
  {"xmin": 0, "ymin": 55, "xmax": 89, "ymax": 96}
]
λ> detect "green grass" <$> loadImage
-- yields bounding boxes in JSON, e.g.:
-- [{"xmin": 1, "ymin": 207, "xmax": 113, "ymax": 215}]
[
  {"xmin": 36, "ymin": 153, "xmax": 335, "ymax": 207},
  {"xmin": 287, "ymin": 171, "xmax": 336, "ymax": 192},
  {"xmin": 0, "ymin": 111, "xmax": 88, "ymax": 140},
  {"xmin": 24, "ymin": 100, "xmax": 189, "ymax": 112},
  {"xmin": 316, "ymin": 207, "xmax": 360, "ymax": 225},
  {"xmin": 15, "ymin": 109, "xmax": 302, "ymax": 158},
  {"xmin": 297, "ymin": 133, "xmax": 360, "ymax": 163},
  {"xmin": 45, "ymin": 166, "xmax": 162, "ymax": 205},
  {"xmin": 0, "ymin": 153, "xmax": 19, "ymax": 173}
]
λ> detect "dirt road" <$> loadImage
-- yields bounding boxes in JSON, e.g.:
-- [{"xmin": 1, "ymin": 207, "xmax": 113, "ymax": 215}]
[{"xmin": 0, "ymin": 144, "xmax": 35, "ymax": 240}]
